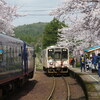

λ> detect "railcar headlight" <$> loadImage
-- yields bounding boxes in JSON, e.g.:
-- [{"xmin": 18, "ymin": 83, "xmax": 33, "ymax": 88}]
[
  {"xmin": 49, "ymin": 62, "xmax": 53, "ymax": 65},
  {"xmin": 63, "ymin": 49, "xmax": 66, "ymax": 51},
  {"xmin": 49, "ymin": 49, "xmax": 52, "ymax": 51}
]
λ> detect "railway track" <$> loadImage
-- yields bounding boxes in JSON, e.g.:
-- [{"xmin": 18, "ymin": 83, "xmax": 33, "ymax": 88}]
[
  {"xmin": 62, "ymin": 77, "xmax": 71, "ymax": 100},
  {"xmin": 7, "ymin": 71, "xmax": 85, "ymax": 100},
  {"xmin": 46, "ymin": 76, "xmax": 71, "ymax": 100},
  {"xmin": 46, "ymin": 77, "xmax": 55, "ymax": 100}
]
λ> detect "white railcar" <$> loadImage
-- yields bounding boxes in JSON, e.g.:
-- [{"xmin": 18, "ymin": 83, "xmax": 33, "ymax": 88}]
[{"xmin": 41, "ymin": 46, "xmax": 69, "ymax": 73}]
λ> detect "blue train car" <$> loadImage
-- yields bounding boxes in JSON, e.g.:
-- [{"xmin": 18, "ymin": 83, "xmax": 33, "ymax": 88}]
[{"xmin": 0, "ymin": 33, "xmax": 36, "ymax": 97}]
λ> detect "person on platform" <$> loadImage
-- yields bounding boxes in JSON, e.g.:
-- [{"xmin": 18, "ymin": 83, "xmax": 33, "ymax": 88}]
[
  {"xmin": 96, "ymin": 53, "xmax": 100, "ymax": 77},
  {"xmin": 86, "ymin": 57, "xmax": 90, "ymax": 71},
  {"xmin": 71, "ymin": 57, "xmax": 75, "ymax": 68},
  {"xmin": 80, "ymin": 55, "xmax": 86, "ymax": 72},
  {"xmin": 92, "ymin": 55, "xmax": 97, "ymax": 70}
]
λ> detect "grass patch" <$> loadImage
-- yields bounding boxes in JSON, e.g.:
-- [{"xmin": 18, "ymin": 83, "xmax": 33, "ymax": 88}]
[
  {"xmin": 76, "ymin": 62, "xmax": 80, "ymax": 68},
  {"xmin": 85, "ymin": 82, "xmax": 96, "ymax": 92},
  {"xmin": 36, "ymin": 66, "xmax": 43, "ymax": 70}
]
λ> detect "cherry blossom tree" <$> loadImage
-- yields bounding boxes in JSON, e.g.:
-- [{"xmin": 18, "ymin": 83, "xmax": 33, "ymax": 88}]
[
  {"xmin": 0, "ymin": 0, "xmax": 20, "ymax": 35},
  {"xmin": 51, "ymin": 0, "xmax": 100, "ymax": 55}
]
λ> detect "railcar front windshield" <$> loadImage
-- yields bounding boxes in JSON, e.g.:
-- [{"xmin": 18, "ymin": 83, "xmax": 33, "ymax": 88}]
[
  {"xmin": 62, "ymin": 49, "xmax": 68, "ymax": 59},
  {"xmin": 48, "ymin": 48, "xmax": 68, "ymax": 60},
  {"xmin": 48, "ymin": 49, "xmax": 54, "ymax": 59},
  {"xmin": 54, "ymin": 52, "xmax": 61, "ymax": 60}
]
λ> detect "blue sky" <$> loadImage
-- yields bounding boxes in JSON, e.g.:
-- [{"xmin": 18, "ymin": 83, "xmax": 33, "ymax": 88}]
[{"xmin": 5, "ymin": 0, "xmax": 62, "ymax": 26}]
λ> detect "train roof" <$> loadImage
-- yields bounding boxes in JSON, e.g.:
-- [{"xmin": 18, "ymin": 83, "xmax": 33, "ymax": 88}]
[
  {"xmin": 46, "ymin": 45, "xmax": 68, "ymax": 49},
  {"xmin": 0, "ymin": 33, "xmax": 23, "ymax": 44}
]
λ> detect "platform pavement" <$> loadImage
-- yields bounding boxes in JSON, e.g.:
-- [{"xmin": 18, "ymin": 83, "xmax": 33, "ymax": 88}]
[{"xmin": 68, "ymin": 67, "xmax": 100, "ymax": 100}]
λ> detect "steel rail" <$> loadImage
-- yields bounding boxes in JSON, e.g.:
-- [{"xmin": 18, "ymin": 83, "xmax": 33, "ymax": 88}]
[
  {"xmin": 62, "ymin": 77, "xmax": 71, "ymax": 100},
  {"xmin": 46, "ymin": 77, "xmax": 56, "ymax": 100}
]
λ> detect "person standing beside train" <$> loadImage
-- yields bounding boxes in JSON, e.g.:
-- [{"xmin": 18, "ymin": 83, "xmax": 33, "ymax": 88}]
[
  {"xmin": 85, "ymin": 57, "xmax": 91, "ymax": 71},
  {"xmin": 96, "ymin": 53, "xmax": 100, "ymax": 78},
  {"xmin": 92, "ymin": 55, "xmax": 97, "ymax": 70},
  {"xmin": 80, "ymin": 55, "xmax": 86, "ymax": 72},
  {"xmin": 71, "ymin": 57, "xmax": 75, "ymax": 68}
]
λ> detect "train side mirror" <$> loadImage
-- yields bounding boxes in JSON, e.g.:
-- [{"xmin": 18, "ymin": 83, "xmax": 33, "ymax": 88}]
[{"xmin": 33, "ymin": 54, "xmax": 36, "ymax": 58}]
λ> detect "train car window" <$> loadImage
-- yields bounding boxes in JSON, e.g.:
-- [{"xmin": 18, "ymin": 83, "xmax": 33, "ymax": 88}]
[
  {"xmin": 13, "ymin": 47, "xmax": 15, "ymax": 64},
  {"xmin": 10, "ymin": 47, "xmax": 12, "ymax": 64},
  {"xmin": 14, "ymin": 47, "xmax": 17, "ymax": 64},
  {"xmin": 16, "ymin": 47, "xmax": 18, "ymax": 63},
  {"xmin": 10, "ymin": 47, "xmax": 13, "ymax": 64},
  {"xmin": 13, "ymin": 47, "xmax": 15, "ymax": 58},
  {"xmin": 0, "ymin": 43, "xmax": 3, "ymax": 63},
  {"xmin": 6, "ymin": 46, "xmax": 8, "ymax": 64},
  {"xmin": 62, "ymin": 49, "xmax": 68, "ymax": 59},
  {"xmin": 17, "ymin": 46, "xmax": 22, "ymax": 64},
  {"xmin": 6, "ymin": 46, "xmax": 9, "ymax": 64},
  {"xmin": 54, "ymin": 52, "xmax": 61, "ymax": 59},
  {"xmin": 7, "ymin": 46, "xmax": 11, "ymax": 64},
  {"xmin": 15, "ymin": 47, "xmax": 17, "ymax": 63},
  {"xmin": 48, "ymin": 49, "xmax": 54, "ymax": 59},
  {"xmin": 13, "ymin": 47, "xmax": 14, "ymax": 58},
  {"xmin": 6, "ymin": 46, "xmax": 11, "ymax": 65},
  {"xmin": 19, "ymin": 46, "xmax": 22, "ymax": 62},
  {"xmin": 0, "ymin": 49, "xmax": 3, "ymax": 62},
  {"xmin": 3, "ymin": 45, "xmax": 7, "ymax": 65}
]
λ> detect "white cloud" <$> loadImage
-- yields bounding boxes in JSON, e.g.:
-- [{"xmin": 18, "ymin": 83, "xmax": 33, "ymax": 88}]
[{"xmin": 5, "ymin": 0, "xmax": 63, "ymax": 26}]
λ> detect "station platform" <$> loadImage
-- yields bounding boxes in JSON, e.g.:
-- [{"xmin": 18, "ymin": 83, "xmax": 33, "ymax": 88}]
[{"xmin": 68, "ymin": 67, "xmax": 100, "ymax": 100}]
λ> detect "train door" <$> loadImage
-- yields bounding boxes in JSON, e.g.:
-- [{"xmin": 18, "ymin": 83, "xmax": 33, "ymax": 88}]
[
  {"xmin": 27, "ymin": 48, "xmax": 34, "ymax": 73},
  {"xmin": 54, "ymin": 48, "xmax": 62, "ymax": 68},
  {"xmin": 23, "ymin": 43, "xmax": 28, "ymax": 73}
]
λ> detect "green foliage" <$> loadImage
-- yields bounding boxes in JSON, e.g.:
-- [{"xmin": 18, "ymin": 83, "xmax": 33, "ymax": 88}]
[
  {"xmin": 14, "ymin": 22, "xmax": 47, "ymax": 53},
  {"xmin": 14, "ymin": 20, "xmax": 66, "ymax": 53},
  {"xmin": 76, "ymin": 62, "xmax": 80, "ymax": 68},
  {"xmin": 42, "ymin": 18, "xmax": 66, "ymax": 49}
]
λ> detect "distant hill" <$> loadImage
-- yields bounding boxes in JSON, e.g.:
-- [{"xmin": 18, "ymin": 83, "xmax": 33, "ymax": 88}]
[
  {"xmin": 14, "ymin": 22, "xmax": 47, "ymax": 43},
  {"xmin": 14, "ymin": 22, "xmax": 47, "ymax": 52}
]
